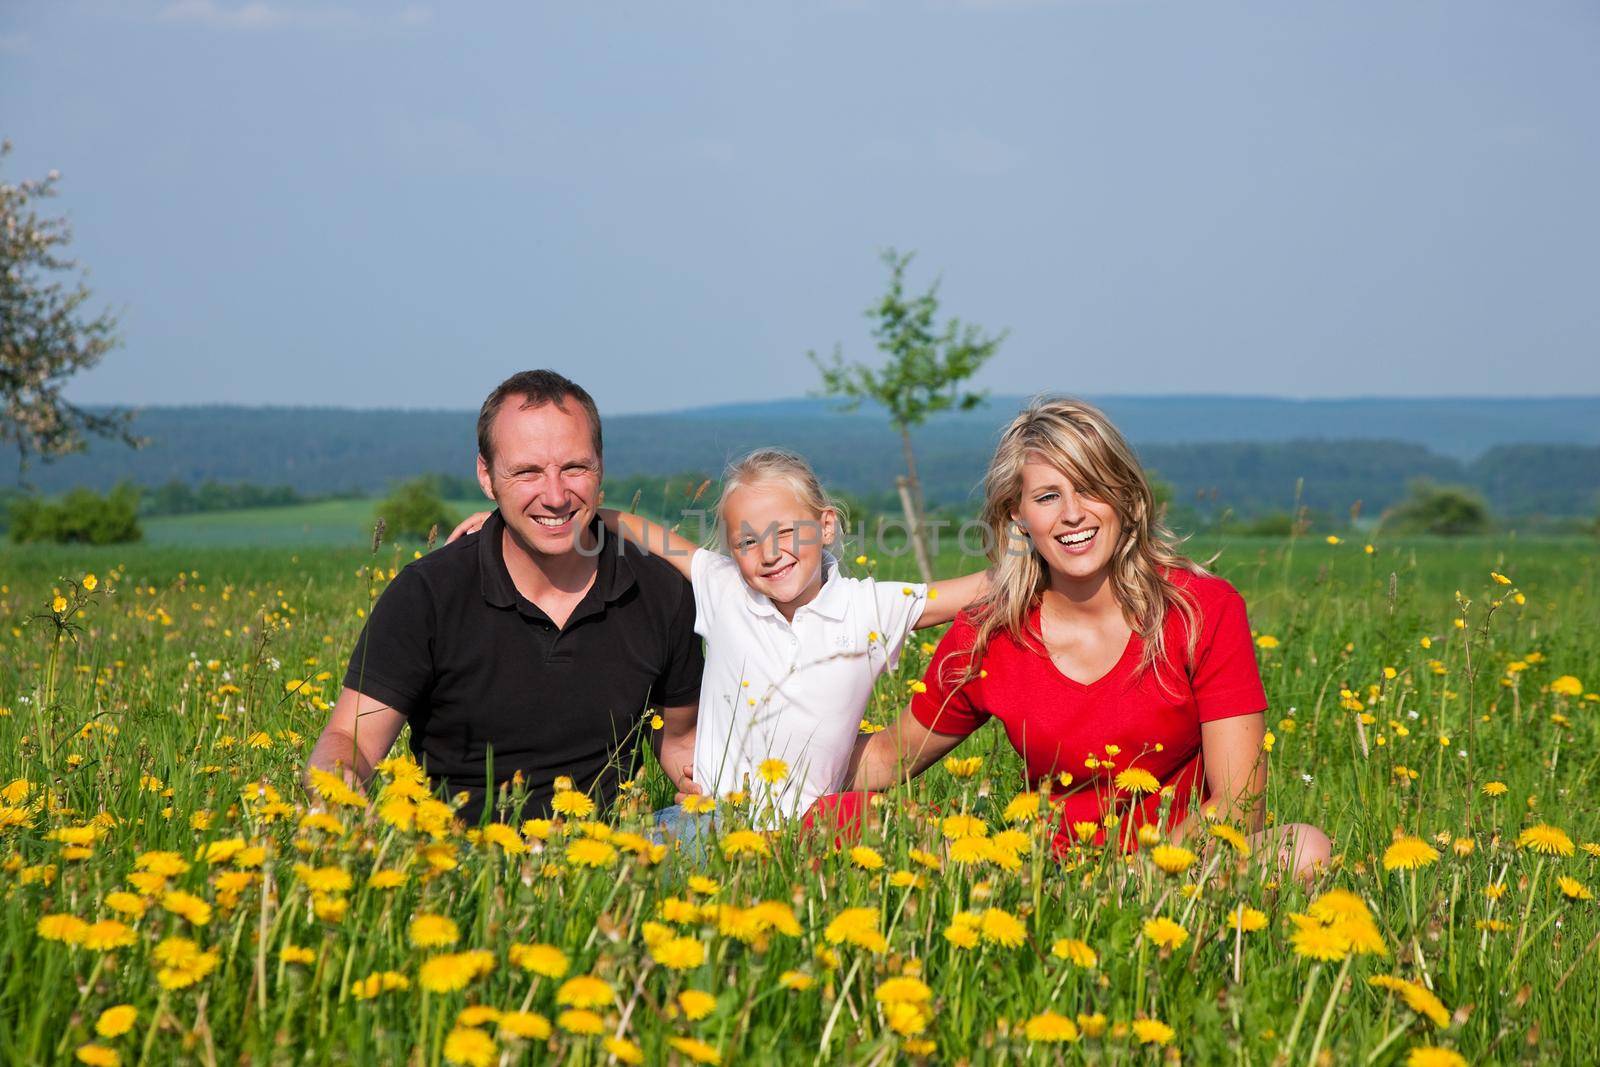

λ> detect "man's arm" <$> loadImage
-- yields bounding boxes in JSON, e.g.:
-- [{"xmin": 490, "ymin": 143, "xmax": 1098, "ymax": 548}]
[
  {"xmin": 304, "ymin": 686, "xmax": 409, "ymax": 796},
  {"xmin": 846, "ymin": 703, "xmax": 966, "ymax": 791},
  {"xmin": 649, "ymin": 700, "xmax": 698, "ymax": 795}
]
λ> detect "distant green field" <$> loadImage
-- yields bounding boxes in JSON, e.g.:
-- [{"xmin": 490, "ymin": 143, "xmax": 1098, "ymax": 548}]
[{"xmin": 139, "ymin": 499, "xmax": 487, "ymax": 547}]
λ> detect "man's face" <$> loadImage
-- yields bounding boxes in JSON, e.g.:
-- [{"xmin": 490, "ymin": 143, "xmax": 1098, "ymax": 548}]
[{"xmin": 476, "ymin": 399, "xmax": 602, "ymax": 560}]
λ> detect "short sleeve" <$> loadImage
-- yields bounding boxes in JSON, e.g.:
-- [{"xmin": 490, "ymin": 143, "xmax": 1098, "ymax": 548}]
[
  {"xmin": 865, "ymin": 578, "xmax": 929, "ymax": 671},
  {"xmin": 342, "ymin": 566, "xmax": 436, "ymax": 716},
  {"xmin": 908, "ymin": 614, "xmax": 989, "ymax": 737},
  {"xmin": 651, "ymin": 574, "xmax": 705, "ymax": 707},
  {"xmin": 689, "ymin": 550, "xmax": 742, "ymax": 639},
  {"xmin": 1189, "ymin": 583, "xmax": 1269, "ymax": 722}
]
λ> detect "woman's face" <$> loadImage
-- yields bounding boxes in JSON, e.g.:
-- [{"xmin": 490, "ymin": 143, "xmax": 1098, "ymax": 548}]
[{"xmin": 1011, "ymin": 457, "xmax": 1124, "ymax": 585}]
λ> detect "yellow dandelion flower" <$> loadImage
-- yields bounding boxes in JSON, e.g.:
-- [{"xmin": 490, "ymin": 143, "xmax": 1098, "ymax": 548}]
[
  {"xmin": 1024, "ymin": 1011, "xmax": 1080, "ymax": 1042},
  {"xmin": 720, "ymin": 830, "xmax": 770, "ymax": 860},
  {"xmin": 1132, "ymin": 1019, "xmax": 1175, "ymax": 1045},
  {"xmin": 602, "ymin": 1037, "xmax": 644, "ymax": 1064},
  {"xmin": 942, "ymin": 755, "xmax": 983, "ymax": 778},
  {"xmin": 555, "ymin": 974, "xmax": 615, "ymax": 1009},
  {"xmin": 1149, "ymin": 844, "xmax": 1196, "ymax": 874},
  {"xmin": 1406, "ymin": 1047, "xmax": 1468, "ymax": 1067},
  {"xmin": 1051, "ymin": 938, "xmax": 1097, "ymax": 967},
  {"xmin": 1517, "ymin": 823, "xmax": 1575, "ymax": 856},
  {"xmin": 850, "ymin": 845, "xmax": 885, "ymax": 870},
  {"xmin": 550, "ymin": 791, "xmax": 596, "ymax": 819},
  {"xmin": 442, "ymin": 1028, "xmax": 495, "ymax": 1067},
  {"xmin": 498, "ymin": 1012, "xmax": 551, "ymax": 1040},
  {"xmin": 94, "ymin": 1005, "xmax": 137, "ymax": 1038},
  {"xmin": 678, "ymin": 989, "xmax": 717, "ymax": 1020},
  {"xmin": 979, "ymin": 908, "xmax": 1026, "ymax": 948},
  {"xmin": 1557, "ymin": 875, "xmax": 1593, "ymax": 901},
  {"xmin": 408, "ymin": 914, "xmax": 460, "ymax": 949},
  {"xmin": 667, "ymin": 1037, "xmax": 722, "ymax": 1065},
  {"xmin": 757, "ymin": 758, "xmax": 789, "ymax": 783},
  {"xmin": 508, "ymin": 943, "xmax": 569, "ymax": 978},
  {"xmin": 1383, "ymin": 836, "xmax": 1440, "ymax": 871},
  {"xmin": 1142, "ymin": 916, "xmax": 1188, "ymax": 950},
  {"xmin": 874, "ymin": 976, "xmax": 933, "ymax": 1005},
  {"xmin": 1114, "ymin": 767, "xmax": 1160, "ymax": 794},
  {"xmin": 565, "ymin": 838, "xmax": 618, "ymax": 869},
  {"xmin": 824, "ymin": 907, "xmax": 888, "ymax": 953},
  {"xmin": 1482, "ymin": 781, "xmax": 1508, "ymax": 797},
  {"xmin": 1209, "ymin": 823, "xmax": 1252, "ymax": 856},
  {"xmin": 1369, "ymin": 975, "xmax": 1450, "ymax": 1028},
  {"xmin": 778, "ymin": 970, "xmax": 814, "ymax": 991},
  {"xmin": 74, "ymin": 1045, "xmax": 118, "ymax": 1067},
  {"xmin": 1290, "ymin": 920, "xmax": 1351, "ymax": 961},
  {"xmin": 556, "ymin": 1009, "xmax": 604, "ymax": 1036},
  {"xmin": 650, "ymin": 936, "xmax": 706, "ymax": 970}
]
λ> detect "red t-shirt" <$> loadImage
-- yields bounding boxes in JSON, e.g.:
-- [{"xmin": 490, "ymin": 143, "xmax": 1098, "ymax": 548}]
[{"xmin": 910, "ymin": 569, "xmax": 1267, "ymax": 853}]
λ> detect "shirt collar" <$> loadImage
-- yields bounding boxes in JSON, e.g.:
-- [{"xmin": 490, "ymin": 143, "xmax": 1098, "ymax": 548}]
[
  {"xmin": 478, "ymin": 510, "xmax": 635, "ymax": 612},
  {"xmin": 739, "ymin": 552, "xmax": 848, "ymax": 621}
]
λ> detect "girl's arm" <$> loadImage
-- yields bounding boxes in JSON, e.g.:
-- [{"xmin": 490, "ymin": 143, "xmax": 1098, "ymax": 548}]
[
  {"xmin": 1168, "ymin": 711, "xmax": 1268, "ymax": 844},
  {"xmin": 601, "ymin": 508, "xmax": 700, "ymax": 582},
  {"xmin": 914, "ymin": 569, "xmax": 989, "ymax": 629}
]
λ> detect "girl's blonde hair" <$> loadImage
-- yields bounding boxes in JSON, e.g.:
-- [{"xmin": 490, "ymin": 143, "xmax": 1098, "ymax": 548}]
[
  {"xmin": 952, "ymin": 396, "xmax": 1205, "ymax": 692},
  {"xmin": 713, "ymin": 447, "xmax": 848, "ymax": 554}
]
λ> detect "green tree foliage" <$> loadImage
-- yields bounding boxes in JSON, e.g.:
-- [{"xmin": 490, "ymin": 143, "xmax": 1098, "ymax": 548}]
[
  {"xmin": 1380, "ymin": 481, "xmax": 1491, "ymax": 536},
  {"xmin": 9, "ymin": 483, "xmax": 141, "ymax": 544},
  {"xmin": 809, "ymin": 250, "xmax": 1006, "ymax": 578},
  {"xmin": 0, "ymin": 141, "xmax": 135, "ymax": 473},
  {"xmin": 375, "ymin": 477, "xmax": 455, "ymax": 543}
]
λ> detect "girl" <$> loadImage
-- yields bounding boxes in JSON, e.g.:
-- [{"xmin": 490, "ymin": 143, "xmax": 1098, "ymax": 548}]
[
  {"xmin": 846, "ymin": 397, "xmax": 1330, "ymax": 878},
  {"xmin": 457, "ymin": 447, "xmax": 987, "ymax": 834}
]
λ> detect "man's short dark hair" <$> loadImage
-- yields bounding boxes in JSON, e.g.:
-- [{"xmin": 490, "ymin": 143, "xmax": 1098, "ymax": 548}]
[{"xmin": 477, "ymin": 370, "xmax": 603, "ymax": 466}]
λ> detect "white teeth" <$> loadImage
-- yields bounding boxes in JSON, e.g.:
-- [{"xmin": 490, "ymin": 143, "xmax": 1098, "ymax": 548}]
[
  {"xmin": 1057, "ymin": 529, "xmax": 1096, "ymax": 546},
  {"xmin": 532, "ymin": 514, "xmax": 571, "ymax": 527}
]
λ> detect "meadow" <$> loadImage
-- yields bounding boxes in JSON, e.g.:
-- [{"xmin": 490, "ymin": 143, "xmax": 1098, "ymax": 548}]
[{"xmin": 1, "ymin": 530, "xmax": 1597, "ymax": 1064}]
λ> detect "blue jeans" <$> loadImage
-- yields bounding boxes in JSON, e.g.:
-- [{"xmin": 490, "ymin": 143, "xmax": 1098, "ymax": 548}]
[{"xmin": 654, "ymin": 803, "xmax": 720, "ymax": 865}]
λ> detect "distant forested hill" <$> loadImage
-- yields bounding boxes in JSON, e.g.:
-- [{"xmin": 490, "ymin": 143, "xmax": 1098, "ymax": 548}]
[{"xmin": 5, "ymin": 397, "xmax": 1598, "ymax": 518}]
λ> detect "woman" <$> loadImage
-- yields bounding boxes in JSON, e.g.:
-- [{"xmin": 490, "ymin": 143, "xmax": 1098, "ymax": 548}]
[{"xmin": 844, "ymin": 396, "xmax": 1329, "ymax": 877}]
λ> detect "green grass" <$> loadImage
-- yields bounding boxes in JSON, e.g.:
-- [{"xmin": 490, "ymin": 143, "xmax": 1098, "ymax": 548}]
[
  {"xmin": 139, "ymin": 498, "xmax": 487, "ymax": 547},
  {"xmin": 0, "ymin": 535, "xmax": 1597, "ymax": 1063}
]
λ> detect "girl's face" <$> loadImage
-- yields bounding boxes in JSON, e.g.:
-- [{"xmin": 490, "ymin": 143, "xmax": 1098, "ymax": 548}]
[
  {"xmin": 722, "ymin": 482, "xmax": 836, "ymax": 611},
  {"xmin": 1011, "ymin": 457, "xmax": 1124, "ymax": 586}
]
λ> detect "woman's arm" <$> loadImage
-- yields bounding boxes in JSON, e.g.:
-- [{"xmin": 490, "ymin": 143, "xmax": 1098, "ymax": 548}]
[
  {"xmin": 845, "ymin": 703, "xmax": 967, "ymax": 791},
  {"xmin": 601, "ymin": 508, "xmax": 700, "ymax": 582},
  {"xmin": 1169, "ymin": 711, "xmax": 1268, "ymax": 843},
  {"xmin": 914, "ymin": 570, "xmax": 989, "ymax": 630}
]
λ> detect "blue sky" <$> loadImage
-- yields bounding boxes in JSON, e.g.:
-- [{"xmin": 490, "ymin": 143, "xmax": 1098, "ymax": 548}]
[{"xmin": 4, "ymin": 0, "xmax": 1598, "ymax": 414}]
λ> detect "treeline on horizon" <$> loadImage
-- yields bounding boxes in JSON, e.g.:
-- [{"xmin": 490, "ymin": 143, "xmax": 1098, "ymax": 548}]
[{"xmin": 2, "ymin": 403, "xmax": 1597, "ymax": 522}]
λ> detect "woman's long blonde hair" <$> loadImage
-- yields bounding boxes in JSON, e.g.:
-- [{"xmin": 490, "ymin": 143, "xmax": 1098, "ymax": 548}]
[{"xmin": 951, "ymin": 396, "xmax": 1205, "ymax": 692}]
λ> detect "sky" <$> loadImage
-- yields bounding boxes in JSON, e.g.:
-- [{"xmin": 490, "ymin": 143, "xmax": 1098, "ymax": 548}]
[{"xmin": 4, "ymin": 0, "xmax": 1598, "ymax": 415}]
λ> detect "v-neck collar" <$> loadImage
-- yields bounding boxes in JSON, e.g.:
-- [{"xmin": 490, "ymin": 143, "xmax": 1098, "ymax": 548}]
[{"xmin": 1029, "ymin": 603, "xmax": 1140, "ymax": 692}]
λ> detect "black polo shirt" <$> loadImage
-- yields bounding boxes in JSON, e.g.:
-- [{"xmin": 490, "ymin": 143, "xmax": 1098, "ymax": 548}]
[{"xmin": 343, "ymin": 510, "xmax": 703, "ymax": 824}]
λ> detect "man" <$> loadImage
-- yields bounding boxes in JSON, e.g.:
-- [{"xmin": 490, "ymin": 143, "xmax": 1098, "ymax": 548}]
[{"xmin": 304, "ymin": 370, "xmax": 702, "ymax": 823}]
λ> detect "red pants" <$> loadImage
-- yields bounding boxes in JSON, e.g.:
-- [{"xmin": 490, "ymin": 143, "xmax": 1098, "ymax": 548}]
[{"xmin": 800, "ymin": 791, "xmax": 877, "ymax": 848}]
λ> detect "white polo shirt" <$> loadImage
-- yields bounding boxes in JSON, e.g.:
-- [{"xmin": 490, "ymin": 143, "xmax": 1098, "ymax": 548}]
[{"xmin": 689, "ymin": 550, "xmax": 929, "ymax": 827}]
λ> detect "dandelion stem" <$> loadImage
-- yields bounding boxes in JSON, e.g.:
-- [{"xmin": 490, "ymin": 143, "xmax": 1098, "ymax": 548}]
[
  {"xmin": 1510, "ymin": 856, "xmax": 1545, "ymax": 976},
  {"xmin": 1305, "ymin": 955, "xmax": 1351, "ymax": 1067},
  {"xmin": 1281, "ymin": 962, "xmax": 1321, "ymax": 1055}
]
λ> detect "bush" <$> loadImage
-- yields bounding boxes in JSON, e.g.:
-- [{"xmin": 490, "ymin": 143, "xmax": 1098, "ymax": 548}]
[
  {"xmin": 376, "ymin": 478, "xmax": 455, "ymax": 544},
  {"xmin": 8, "ymin": 483, "xmax": 143, "ymax": 544},
  {"xmin": 1380, "ymin": 481, "xmax": 1491, "ymax": 536}
]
